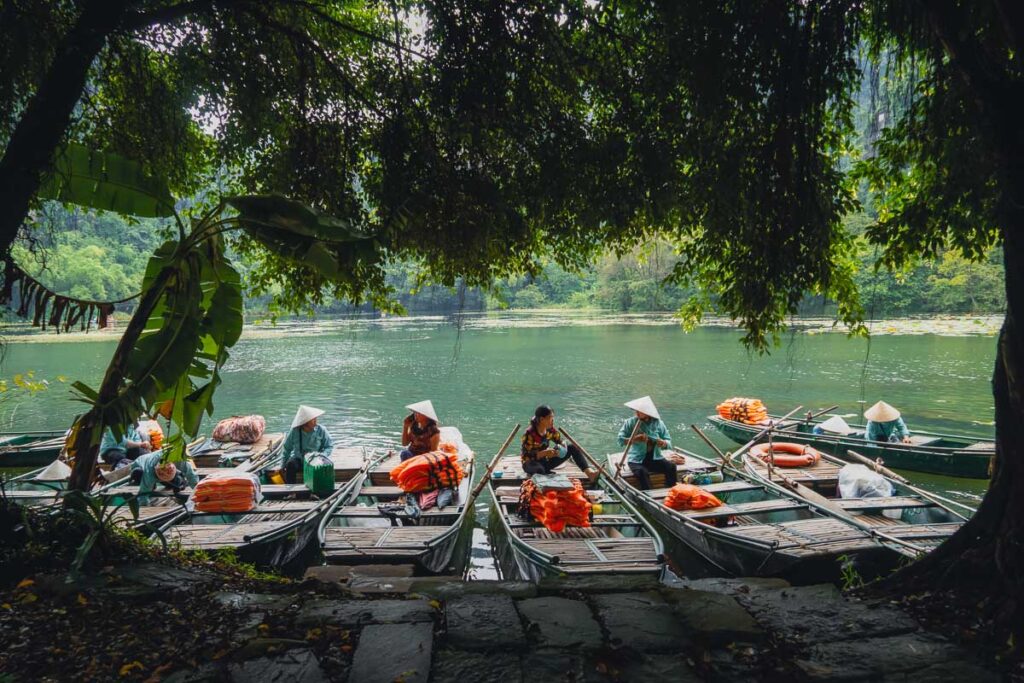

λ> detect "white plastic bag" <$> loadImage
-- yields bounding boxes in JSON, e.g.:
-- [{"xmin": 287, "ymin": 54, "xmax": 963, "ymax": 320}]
[{"xmin": 838, "ymin": 464, "xmax": 893, "ymax": 499}]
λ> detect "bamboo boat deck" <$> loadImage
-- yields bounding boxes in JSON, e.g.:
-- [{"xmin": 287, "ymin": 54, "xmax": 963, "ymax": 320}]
[
  {"xmin": 726, "ymin": 518, "xmax": 882, "ymax": 556},
  {"xmin": 322, "ymin": 525, "xmax": 451, "ymax": 558},
  {"xmin": 747, "ymin": 457, "xmax": 845, "ymax": 488},
  {"xmin": 190, "ymin": 433, "xmax": 283, "ymax": 468},
  {"xmin": 110, "ymin": 504, "xmax": 185, "ymax": 527},
  {"xmin": 166, "ymin": 499, "xmax": 320, "ymax": 549}
]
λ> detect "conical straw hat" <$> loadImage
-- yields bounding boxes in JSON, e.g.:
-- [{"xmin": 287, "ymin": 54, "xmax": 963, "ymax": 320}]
[
  {"xmin": 405, "ymin": 400, "xmax": 439, "ymax": 423},
  {"xmin": 864, "ymin": 401, "xmax": 900, "ymax": 422},
  {"xmin": 291, "ymin": 405, "xmax": 325, "ymax": 429},
  {"xmin": 624, "ymin": 396, "xmax": 661, "ymax": 420},
  {"xmin": 818, "ymin": 415, "xmax": 853, "ymax": 434},
  {"xmin": 34, "ymin": 458, "xmax": 71, "ymax": 481}
]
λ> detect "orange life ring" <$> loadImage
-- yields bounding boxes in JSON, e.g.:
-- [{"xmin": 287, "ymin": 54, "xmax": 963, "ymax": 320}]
[{"xmin": 750, "ymin": 442, "xmax": 821, "ymax": 468}]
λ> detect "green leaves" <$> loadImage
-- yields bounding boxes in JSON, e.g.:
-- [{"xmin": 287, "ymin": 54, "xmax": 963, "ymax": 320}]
[
  {"xmin": 227, "ymin": 194, "xmax": 375, "ymax": 280},
  {"xmin": 38, "ymin": 143, "xmax": 175, "ymax": 218}
]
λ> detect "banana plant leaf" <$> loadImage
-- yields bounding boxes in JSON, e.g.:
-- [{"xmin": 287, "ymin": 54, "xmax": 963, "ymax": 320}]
[
  {"xmin": 226, "ymin": 194, "xmax": 372, "ymax": 242},
  {"xmin": 38, "ymin": 143, "xmax": 175, "ymax": 218}
]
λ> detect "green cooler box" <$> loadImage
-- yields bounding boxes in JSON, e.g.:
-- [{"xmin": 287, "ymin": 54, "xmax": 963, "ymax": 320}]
[{"xmin": 303, "ymin": 454, "xmax": 335, "ymax": 497}]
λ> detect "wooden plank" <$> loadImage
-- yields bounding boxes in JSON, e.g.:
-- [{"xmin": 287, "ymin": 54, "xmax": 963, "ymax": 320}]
[
  {"xmin": 681, "ymin": 499, "xmax": 807, "ymax": 520},
  {"xmin": 833, "ymin": 496, "xmax": 933, "ymax": 512},
  {"xmin": 647, "ymin": 481, "xmax": 762, "ymax": 499},
  {"xmin": 359, "ymin": 485, "xmax": 405, "ymax": 497},
  {"xmin": 329, "ymin": 505, "xmax": 460, "ymax": 518}
]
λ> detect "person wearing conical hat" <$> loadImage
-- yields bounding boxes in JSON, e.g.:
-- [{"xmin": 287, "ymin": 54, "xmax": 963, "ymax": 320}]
[
  {"xmin": 618, "ymin": 396, "xmax": 678, "ymax": 491},
  {"xmin": 129, "ymin": 450, "xmax": 198, "ymax": 504},
  {"xmin": 281, "ymin": 405, "xmax": 334, "ymax": 483},
  {"xmin": 864, "ymin": 401, "xmax": 911, "ymax": 444},
  {"xmin": 401, "ymin": 400, "xmax": 441, "ymax": 462}
]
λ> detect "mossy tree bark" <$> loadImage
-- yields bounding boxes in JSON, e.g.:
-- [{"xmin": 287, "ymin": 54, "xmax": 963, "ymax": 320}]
[{"xmin": 0, "ymin": 0, "xmax": 131, "ymax": 258}]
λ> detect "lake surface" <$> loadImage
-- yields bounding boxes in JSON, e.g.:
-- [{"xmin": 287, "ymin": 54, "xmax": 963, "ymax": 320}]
[{"xmin": 5, "ymin": 312, "xmax": 995, "ymax": 513}]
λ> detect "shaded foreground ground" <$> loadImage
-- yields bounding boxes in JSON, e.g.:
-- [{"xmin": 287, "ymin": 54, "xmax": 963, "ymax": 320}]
[{"xmin": 0, "ymin": 560, "xmax": 1005, "ymax": 682}]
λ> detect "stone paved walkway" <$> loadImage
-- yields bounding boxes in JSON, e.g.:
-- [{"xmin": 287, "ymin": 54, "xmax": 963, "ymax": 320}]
[{"xmin": 149, "ymin": 564, "xmax": 1002, "ymax": 682}]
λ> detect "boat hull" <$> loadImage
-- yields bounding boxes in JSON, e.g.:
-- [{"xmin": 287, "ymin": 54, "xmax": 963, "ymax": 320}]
[
  {"xmin": 0, "ymin": 432, "xmax": 66, "ymax": 468},
  {"xmin": 709, "ymin": 416, "xmax": 992, "ymax": 479},
  {"xmin": 620, "ymin": 484, "xmax": 893, "ymax": 582}
]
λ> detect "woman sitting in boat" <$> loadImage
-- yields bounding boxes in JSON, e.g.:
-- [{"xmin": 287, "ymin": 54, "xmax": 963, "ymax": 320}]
[
  {"xmin": 130, "ymin": 452, "xmax": 198, "ymax": 503},
  {"xmin": 864, "ymin": 401, "xmax": 912, "ymax": 444},
  {"xmin": 404, "ymin": 400, "xmax": 460, "ymax": 509},
  {"xmin": 99, "ymin": 422, "xmax": 152, "ymax": 470},
  {"xmin": 282, "ymin": 405, "xmax": 334, "ymax": 484},
  {"xmin": 618, "ymin": 396, "xmax": 678, "ymax": 491},
  {"xmin": 521, "ymin": 405, "xmax": 599, "ymax": 482},
  {"xmin": 401, "ymin": 400, "xmax": 441, "ymax": 461}
]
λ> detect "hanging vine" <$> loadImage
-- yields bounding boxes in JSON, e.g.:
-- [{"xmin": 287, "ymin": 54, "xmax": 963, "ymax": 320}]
[{"xmin": 0, "ymin": 257, "xmax": 135, "ymax": 332}]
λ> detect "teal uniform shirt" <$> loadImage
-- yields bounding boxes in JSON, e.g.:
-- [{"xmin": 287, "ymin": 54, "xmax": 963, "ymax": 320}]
[
  {"xmin": 130, "ymin": 451, "xmax": 198, "ymax": 504},
  {"xmin": 617, "ymin": 416, "xmax": 672, "ymax": 463},
  {"xmin": 100, "ymin": 425, "xmax": 143, "ymax": 460},
  {"xmin": 282, "ymin": 424, "xmax": 334, "ymax": 467},
  {"xmin": 865, "ymin": 417, "xmax": 910, "ymax": 443}
]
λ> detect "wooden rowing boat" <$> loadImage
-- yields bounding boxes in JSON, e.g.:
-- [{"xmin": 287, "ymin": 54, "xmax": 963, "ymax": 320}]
[
  {"xmin": 709, "ymin": 413, "xmax": 994, "ymax": 478},
  {"xmin": 739, "ymin": 448, "xmax": 970, "ymax": 556},
  {"xmin": 319, "ymin": 427, "xmax": 476, "ymax": 574},
  {"xmin": 0, "ymin": 430, "xmax": 67, "ymax": 468},
  {"xmin": 149, "ymin": 444, "xmax": 370, "ymax": 568},
  {"xmin": 608, "ymin": 448, "xmax": 900, "ymax": 582},
  {"xmin": 488, "ymin": 446, "xmax": 666, "ymax": 582}
]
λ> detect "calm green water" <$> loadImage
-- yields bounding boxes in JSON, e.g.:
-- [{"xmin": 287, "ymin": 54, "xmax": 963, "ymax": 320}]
[{"xmin": 4, "ymin": 312, "xmax": 994, "ymax": 508}]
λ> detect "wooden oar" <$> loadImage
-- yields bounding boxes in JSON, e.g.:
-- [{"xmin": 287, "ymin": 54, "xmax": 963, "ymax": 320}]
[
  {"xmin": 727, "ymin": 405, "xmax": 804, "ymax": 464},
  {"xmin": 558, "ymin": 428, "xmax": 610, "ymax": 479},
  {"xmin": 846, "ymin": 449, "xmax": 975, "ymax": 515},
  {"xmin": 770, "ymin": 471, "xmax": 930, "ymax": 556},
  {"xmin": 468, "ymin": 423, "xmax": 520, "ymax": 501},
  {"xmin": 778, "ymin": 404, "xmax": 839, "ymax": 431},
  {"xmin": 690, "ymin": 424, "xmax": 739, "ymax": 471},
  {"xmin": 612, "ymin": 419, "xmax": 643, "ymax": 481}
]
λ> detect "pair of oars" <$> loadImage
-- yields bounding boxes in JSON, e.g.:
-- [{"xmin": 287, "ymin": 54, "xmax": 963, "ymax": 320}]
[
  {"xmin": 692, "ymin": 405, "xmax": 806, "ymax": 470},
  {"xmin": 845, "ymin": 448, "xmax": 975, "ymax": 515},
  {"xmin": 691, "ymin": 419, "xmax": 931, "ymax": 556}
]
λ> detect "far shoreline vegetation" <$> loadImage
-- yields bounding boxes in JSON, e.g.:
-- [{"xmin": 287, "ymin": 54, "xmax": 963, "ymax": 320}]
[{"xmin": 8, "ymin": 205, "xmax": 1007, "ymax": 326}]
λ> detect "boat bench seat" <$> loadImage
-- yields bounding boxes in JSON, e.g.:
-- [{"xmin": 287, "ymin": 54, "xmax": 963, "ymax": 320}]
[
  {"xmin": 261, "ymin": 484, "xmax": 313, "ymax": 496},
  {"xmin": 681, "ymin": 499, "xmax": 807, "ymax": 520},
  {"xmin": 330, "ymin": 505, "xmax": 460, "ymax": 518},
  {"xmin": 834, "ymin": 496, "xmax": 933, "ymax": 511},
  {"xmin": 647, "ymin": 481, "xmax": 762, "ymax": 499},
  {"xmin": 909, "ymin": 435, "xmax": 943, "ymax": 447},
  {"xmin": 102, "ymin": 486, "xmax": 193, "ymax": 498},
  {"xmin": 358, "ymin": 485, "xmax": 406, "ymax": 498}
]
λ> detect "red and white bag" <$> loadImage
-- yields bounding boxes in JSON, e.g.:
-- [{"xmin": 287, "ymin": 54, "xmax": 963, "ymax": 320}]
[{"xmin": 212, "ymin": 415, "xmax": 266, "ymax": 444}]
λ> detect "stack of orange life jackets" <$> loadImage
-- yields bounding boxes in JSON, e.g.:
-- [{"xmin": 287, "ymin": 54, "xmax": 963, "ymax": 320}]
[
  {"xmin": 519, "ymin": 478, "xmax": 592, "ymax": 533},
  {"xmin": 716, "ymin": 397, "xmax": 768, "ymax": 424},
  {"xmin": 193, "ymin": 473, "xmax": 261, "ymax": 513},
  {"xmin": 390, "ymin": 445, "xmax": 464, "ymax": 493},
  {"xmin": 663, "ymin": 483, "xmax": 723, "ymax": 511}
]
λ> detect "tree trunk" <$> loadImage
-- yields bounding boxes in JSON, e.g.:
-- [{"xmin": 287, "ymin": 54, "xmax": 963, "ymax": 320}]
[
  {"xmin": 882, "ymin": 134, "xmax": 1024, "ymax": 657},
  {"xmin": 66, "ymin": 263, "xmax": 175, "ymax": 491},
  {"xmin": 0, "ymin": 0, "xmax": 130, "ymax": 257}
]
